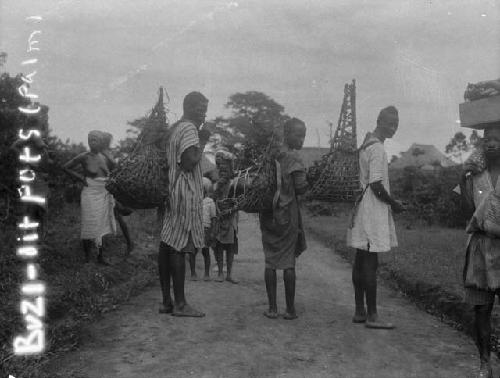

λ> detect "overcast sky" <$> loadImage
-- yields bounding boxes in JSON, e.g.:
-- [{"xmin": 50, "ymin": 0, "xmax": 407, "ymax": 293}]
[{"xmin": 1, "ymin": 0, "xmax": 499, "ymax": 158}]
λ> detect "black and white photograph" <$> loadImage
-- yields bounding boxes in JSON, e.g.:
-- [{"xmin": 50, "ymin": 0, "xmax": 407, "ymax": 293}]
[{"xmin": 0, "ymin": 0, "xmax": 499, "ymax": 377}]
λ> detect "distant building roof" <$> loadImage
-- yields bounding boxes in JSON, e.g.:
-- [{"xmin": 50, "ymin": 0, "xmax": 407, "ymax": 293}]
[
  {"xmin": 298, "ymin": 147, "xmax": 330, "ymax": 168},
  {"xmin": 389, "ymin": 143, "xmax": 456, "ymax": 169}
]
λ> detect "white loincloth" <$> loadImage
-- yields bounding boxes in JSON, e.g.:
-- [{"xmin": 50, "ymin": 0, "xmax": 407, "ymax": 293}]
[{"xmin": 80, "ymin": 177, "xmax": 116, "ymax": 247}]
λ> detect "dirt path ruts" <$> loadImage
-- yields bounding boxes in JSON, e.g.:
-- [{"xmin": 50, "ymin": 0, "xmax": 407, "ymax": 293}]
[{"xmin": 47, "ymin": 213, "xmax": 479, "ymax": 378}]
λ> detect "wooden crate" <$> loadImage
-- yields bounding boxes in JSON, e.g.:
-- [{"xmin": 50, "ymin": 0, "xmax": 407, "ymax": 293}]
[{"xmin": 459, "ymin": 95, "xmax": 500, "ymax": 129}]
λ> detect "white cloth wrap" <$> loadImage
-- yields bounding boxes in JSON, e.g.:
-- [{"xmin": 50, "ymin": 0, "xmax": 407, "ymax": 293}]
[
  {"xmin": 80, "ymin": 177, "xmax": 116, "ymax": 247},
  {"xmin": 347, "ymin": 135, "xmax": 398, "ymax": 252}
]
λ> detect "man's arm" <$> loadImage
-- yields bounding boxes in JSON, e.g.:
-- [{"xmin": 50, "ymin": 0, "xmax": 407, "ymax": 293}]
[
  {"xmin": 180, "ymin": 145, "xmax": 201, "ymax": 172},
  {"xmin": 292, "ymin": 171, "xmax": 308, "ymax": 195},
  {"xmin": 101, "ymin": 149, "xmax": 116, "ymax": 170},
  {"xmin": 459, "ymin": 173, "xmax": 475, "ymax": 220},
  {"xmin": 370, "ymin": 181, "xmax": 404, "ymax": 213}
]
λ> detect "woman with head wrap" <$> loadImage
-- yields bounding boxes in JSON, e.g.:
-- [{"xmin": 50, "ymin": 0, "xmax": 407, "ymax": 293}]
[
  {"xmin": 63, "ymin": 130, "xmax": 116, "ymax": 265},
  {"xmin": 259, "ymin": 117, "xmax": 308, "ymax": 320},
  {"xmin": 347, "ymin": 106, "xmax": 404, "ymax": 329}
]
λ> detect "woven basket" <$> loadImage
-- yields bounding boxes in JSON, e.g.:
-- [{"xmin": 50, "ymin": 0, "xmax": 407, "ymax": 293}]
[
  {"xmin": 233, "ymin": 157, "xmax": 277, "ymax": 213},
  {"xmin": 106, "ymin": 142, "xmax": 169, "ymax": 209}
]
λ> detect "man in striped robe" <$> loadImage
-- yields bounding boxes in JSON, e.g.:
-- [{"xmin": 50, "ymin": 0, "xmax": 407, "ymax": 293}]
[{"xmin": 158, "ymin": 91, "xmax": 208, "ymax": 317}]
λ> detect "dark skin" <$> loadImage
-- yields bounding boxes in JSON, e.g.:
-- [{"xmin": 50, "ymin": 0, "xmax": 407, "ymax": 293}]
[
  {"xmin": 463, "ymin": 127, "xmax": 500, "ymax": 375},
  {"xmin": 158, "ymin": 98, "xmax": 208, "ymax": 318},
  {"xmin": 213, "ymin": 159, "xmax": 239, "ymax": 284},
  {"xmin": 189, "ymin": 188, "xmax": 215, "ymax": 281},
  {"xmin": 99, "ymin": 135, "xmax": 134, "ymax": 256},
  {"xmin": 63, "ymin": 134, "xmax": 111, "ymax": 265},
  {"xmin": 352, "ymin": 114, "xmax": 403, "ymax": 329},
  {"xmin": 264, "ymin": 122, "xmax": 306, "ymax": 320}
]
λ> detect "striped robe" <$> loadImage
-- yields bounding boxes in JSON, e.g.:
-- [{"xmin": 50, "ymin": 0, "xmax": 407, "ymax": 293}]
[{"xmin": 160, "ymin": 120, "xmax": 204, "ymax": 252}]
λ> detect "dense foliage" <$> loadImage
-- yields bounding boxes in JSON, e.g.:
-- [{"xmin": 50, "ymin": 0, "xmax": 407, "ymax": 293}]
[
  {"xmin": 206, "ymin": 91, "xmax": 290, "ymax": 169},
  {"xmin": 390, "ymin": 166, "xmax": 466, "ymax": 228}
]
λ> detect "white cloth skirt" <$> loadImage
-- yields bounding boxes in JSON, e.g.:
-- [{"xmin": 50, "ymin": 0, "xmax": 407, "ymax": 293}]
[{"xmin": 80, "ymin": 177, "xmax": 116, "ymax": 247}]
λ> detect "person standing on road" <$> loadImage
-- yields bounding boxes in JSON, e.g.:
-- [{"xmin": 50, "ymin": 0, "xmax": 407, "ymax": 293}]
[
  {"xmin": 188, "ymin": 177, "xmax": 216, "ymax": 281},
  {"xmin": 157, "ymin": 91, "xmax": 207, "ymax": 317},
  {"xmin": 347, "ymin": 106, "xmax": 404, "ymax": 329},
  {"xmin": 259, "ymin": 117, "xmax": 308, "ymax": 320},
  {"xmin": 458, "ymin": 119, "xmax": 500, "ymax": 378},
  {"xmin": 63, "ymin": 130, "xmax": 117, "ymax": 265},
  {"xmin": 213, "ymin": 149, "xmax": 240, "ymax": 284},
  {"xmin": 100, "ymin": 132, "xmax": 134, "ymax": 257}
]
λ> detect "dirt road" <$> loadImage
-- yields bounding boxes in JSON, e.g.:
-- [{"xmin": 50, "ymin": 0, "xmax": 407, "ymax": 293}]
[{"xmin": 47, "ymin": 213, "xmax": 480, "ymax": 378}]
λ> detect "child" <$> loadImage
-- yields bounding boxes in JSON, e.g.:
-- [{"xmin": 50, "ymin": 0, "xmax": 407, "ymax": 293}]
[
  {"xmin": 189, "ymin": 177, "xmax": 216, "ymax": 281},
  {"xmin": 213, "ymin": 150, "xmax": 239, "ymax": 284}
]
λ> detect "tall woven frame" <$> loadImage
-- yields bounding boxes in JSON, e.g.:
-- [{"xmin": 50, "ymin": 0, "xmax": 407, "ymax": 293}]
[{"xmin": 308, "ymin": 79, "xmax": 360, "ymax": 202}]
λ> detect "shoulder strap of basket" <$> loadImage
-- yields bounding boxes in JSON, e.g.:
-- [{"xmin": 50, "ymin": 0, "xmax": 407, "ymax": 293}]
[
  {"xmin": 358, "ymin": 139, "xmax": 380, "ymax": 152},
  {"xmin": 272, "ymin": 159, "xmax": 282, "ymax": 214},
  {"xmin": 348, "ymin": 140, "xmax": 380, "ymax": 229}
]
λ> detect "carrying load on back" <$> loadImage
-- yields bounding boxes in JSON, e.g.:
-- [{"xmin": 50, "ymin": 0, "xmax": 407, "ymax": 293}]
[
  {"xmin": 216, "ymin": 132, "xmax": 280, "ymax": 215},
  {"xmin": 105, "ymin": 87, "xmax": 170, "ymax": 209}
]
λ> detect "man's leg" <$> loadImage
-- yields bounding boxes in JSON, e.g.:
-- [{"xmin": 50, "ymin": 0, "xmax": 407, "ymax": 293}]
[
  {"xmin": 474, "ymin": 302, "xmax": 494, "ymax": 377},
  {"xmin": 225, "ymin": 245, "xmax": 238, "ymax": 284},
  {"xmin": 202, "ymin": 247, "xmax": 211, "ymax": 280},
  {"xmin": 97, "ymin": 245, "xmax": 110, "ymax": 266},
  {"xmin": 189, "ymin": 250, "xmax": 199, "ymax": 281},
  {"xmin": 82, "ymin": 239, "xmax": 92, "ymax": 263},
  {"xmin": 352, "ymin": 249, "xmax": 366, "ymax": 322},
  {"xmin": 363, "ymin": 251, "xmax": 394, "ymax": 329},
  {"xmin": 214, "ymin": 243, "xmax": 224, "ymax": 282},
  {"xmin": 170, "ymin": 250, "xmax": 204, "ymax": 317},
  {"xmin": 283, "ymin": 268, "xmax": 297, "ymax": 319},
  {"xmin": 158, "ymin": 242, "xmax": 173, "ymax": 313},
  {"xmin": 114, "ymin": 208, "xmax": 134, "ymax": 255},
  {"xmin": 264, "ymin": 268, "xmax": 278, "ymax": 318}
]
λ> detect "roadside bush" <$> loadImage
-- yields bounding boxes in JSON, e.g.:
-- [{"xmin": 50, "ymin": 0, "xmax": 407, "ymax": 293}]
[{"xmin": 390, "ymin": 166, "xmax": 465, "ymax": 228}]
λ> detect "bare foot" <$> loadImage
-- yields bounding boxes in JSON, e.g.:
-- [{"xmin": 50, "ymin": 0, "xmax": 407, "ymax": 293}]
[
  {"xmin": 159, "ymin": 303, "xmax": 173, "ymax": 314},
  {"xmin": 126, "ymin": 242, "xmax": 134, "ymax": 256},
  {"xmin": 283, "ymin": 312, "xmax": 298, "ymax": 320},
  {"xmin": 477, "ymin": 361, "xmax": 492, "ymax": 378},
  {"xmin": 203, "ymin": 275, "xmax": 211, "ymax": 282},
  {"xmin": 263, "ymin": 310, "xmax": 278, "ymax": 319},
  {"xmin": 172, "ymin": 303, "xmax": 205, "ymax": 317},
  {"xmin": 365, "ymin": 314, "xmax": 394, "ymax": 329},
  {"xmin": 215, "ymin": 275, "xmax": 224, "ymax": 282},
  {"xmin": 352, "ymin": 309, "xmax": 367, "ymax": 323},
  {"xmin": 225, "ymin": 277, "xmax": 239, "ymax": 284},
  {"xmin": 97, "ymin": 256, "xmax": 110, "ymax": 266}
]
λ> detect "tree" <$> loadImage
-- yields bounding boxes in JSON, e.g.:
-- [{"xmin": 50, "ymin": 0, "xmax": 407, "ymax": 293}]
[
  {"xmin": 390, "ymin": 155, "xmax": 399, "ymax": 164},
  {"xmin": 207, "ymin": 91, "xmax": 290, "ymax": 169},
  {"xmin": 445, "ymin": 132, "xmax": 469, "ymax": 163}
]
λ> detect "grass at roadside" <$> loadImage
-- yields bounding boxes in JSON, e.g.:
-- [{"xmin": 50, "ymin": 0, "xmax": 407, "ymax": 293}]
[{"xmin": 0, "ymin": 203, "xmax": 159, "ymax": 378}]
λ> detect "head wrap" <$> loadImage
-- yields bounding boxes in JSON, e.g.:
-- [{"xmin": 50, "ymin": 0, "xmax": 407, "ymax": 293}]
[{"xmin": 215, "ymin": 149, "xmax": 236, "ymax": 161}]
